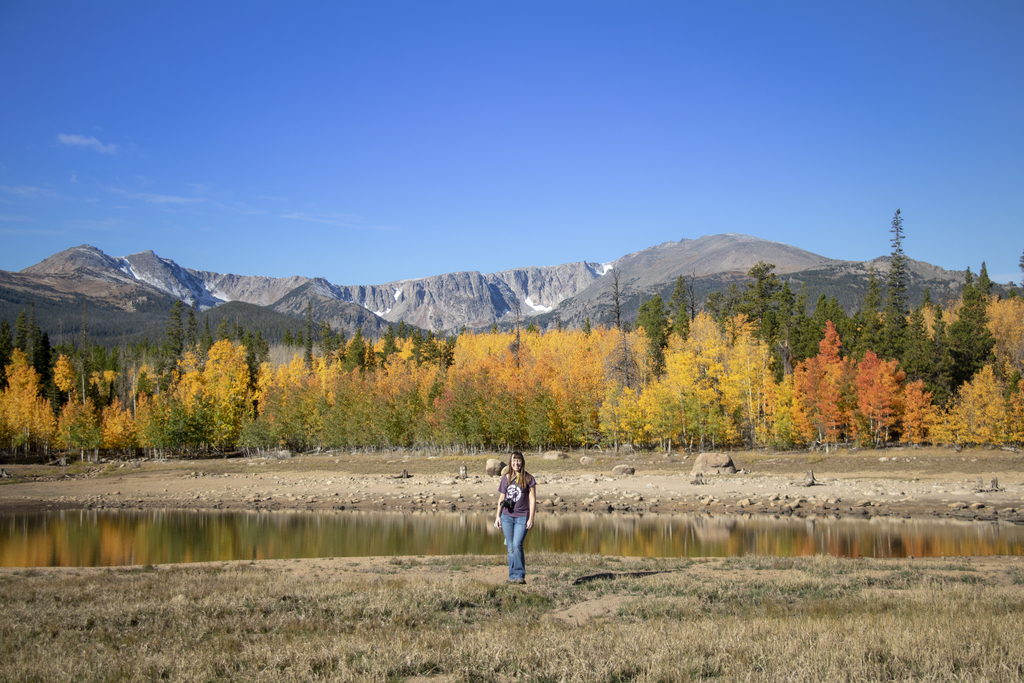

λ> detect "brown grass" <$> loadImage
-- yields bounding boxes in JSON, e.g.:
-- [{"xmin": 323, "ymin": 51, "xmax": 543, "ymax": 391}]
[{"xmin": 2, "ymin": 554, "xmax": 1023, "ymax": 682}]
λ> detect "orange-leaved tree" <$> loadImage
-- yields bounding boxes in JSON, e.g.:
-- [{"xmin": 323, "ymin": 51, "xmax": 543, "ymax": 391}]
[
  {"xmin": 854, "ymin": 350, "xmax": 905, "ymax": 446},
  {"xmin": 794, "ymin": 321, "xmax": 854, "ymax": 451}
]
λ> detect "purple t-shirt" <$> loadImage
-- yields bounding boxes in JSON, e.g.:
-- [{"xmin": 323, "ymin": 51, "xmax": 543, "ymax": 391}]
[{"xmin": 499, "ymin": 473, "xmax": 536, "ymax": 517}]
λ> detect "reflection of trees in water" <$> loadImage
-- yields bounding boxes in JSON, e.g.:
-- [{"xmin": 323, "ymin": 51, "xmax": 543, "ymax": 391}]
[{"xmin": 2, "ymin": 511, "xmax": 1024, "ymax": 567}]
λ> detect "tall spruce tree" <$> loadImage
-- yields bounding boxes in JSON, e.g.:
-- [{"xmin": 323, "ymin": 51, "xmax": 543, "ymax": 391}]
[
  {"xmin": 13, "ymin": 310, "xmax": 29, "ymax": 353},
  {"xmin": 879, "ymin": 209, "xmax": 908, "ymax": 360},
  {"xmin": 901, "ymin": 305, "xmax": 933, "ymax": 383},
  {"xmin": 0, "ymin": 319, "xmax": 12, "ymax": 389},
  {"xmin": 977, "ymin": 261, "xmax": 993, "ymax": 296},
  {"xmin": 738, "ymin": 261, "xmax": 783, "ymax": 343},
  {"xmin": 636, "ymin": 294, "xmax": 668, "ymax": 378},
  {"xmin": 303, "ymin": 301, "xmax": 314, "ymax": 368},
  {"xmin": 667, "ymin": 274, "xmax": 689, "ymax": 339},
  {"xmin": 854, "ymin": 268, "xmax": 883, "ymax": 357},
  {"xmin": 948, "ymin": 268, "xmax": 996, "ymax": 392},
  {"xmin": 930, "ymin": 306, "xmax": 954, "ymax": 404}
]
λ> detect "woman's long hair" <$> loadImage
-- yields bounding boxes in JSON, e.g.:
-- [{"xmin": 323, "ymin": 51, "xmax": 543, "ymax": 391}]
[{"xmin": 509, "ymin": 451, "xmax": 529, "ymax": 489}]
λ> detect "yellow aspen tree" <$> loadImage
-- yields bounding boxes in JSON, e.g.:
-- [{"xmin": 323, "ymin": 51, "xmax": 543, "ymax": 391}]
[
  {"xmin": 901, "ymin": 379, "xmax": 936, "ymax": 445},
  {"xmin": 101, "ymin": 397, "xmax": 137, "ymax": 453},
  {"xmin": 766, "ymin": 372, "xmax": 803, "ymax": 448},
  {"xmin": 1007, "ymin": 390, "xmax": 1024, "ymax": 444},
  {"xmin": 987, "ymin": 297, "xmax": 1024, "ymax": 379},
  {"xmin": 723, "ymin": 315, "xmax": 772, "ymax": 446},
  {"xmin": 203, "ymin": 340, "xmax": 251, "ymax": 449},
  {"xmin": 666, "ymin": 312, "xmax": 735, "ymax": 448},
  {"xmin": 0, "ymin": 349, "xmax": 56, "ymax": 452},
  {"xmin": 944, "ymin": 365, "xmax": 1006, "ymax": 445},
  {"xmin": 89, "ymin": 369, "xmax": 118, "ymax": 400},
  {"xmin": 53, "ymin": 354, "xmax": 77, "ymax": 401},
  {"xmin": 598, "ymin": 384, "xmax": 630, "ymax": 450},
  {"xmin": 639, "ymin": 379, "xmax": 681, "ymax": 449},
  {"xmin": 57, "ymin": 393, "xmax": 101, "ymax": 458}
]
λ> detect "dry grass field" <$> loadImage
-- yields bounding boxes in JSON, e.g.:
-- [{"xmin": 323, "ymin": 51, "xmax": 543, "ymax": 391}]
[{"xmin": 3, "ymin": 553, "xmax": 1024, "ymax": 682}]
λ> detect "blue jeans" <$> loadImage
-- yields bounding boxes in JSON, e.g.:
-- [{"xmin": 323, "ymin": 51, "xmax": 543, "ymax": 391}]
[{"xmin": 500, "ymin": 513, "xmax": 529, "ymax": 580}]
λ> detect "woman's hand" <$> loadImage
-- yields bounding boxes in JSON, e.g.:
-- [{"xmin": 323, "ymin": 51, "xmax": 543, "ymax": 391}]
[
  {"xmin": 526, "ymin": 517, "xmax": 533, "ymax": 530},
  {"xmin": 494, "ymin": 515, "xmax": 502, "ymax": 529}
]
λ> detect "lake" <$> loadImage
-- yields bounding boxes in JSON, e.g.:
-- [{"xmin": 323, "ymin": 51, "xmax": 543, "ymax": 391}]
[{"xmin": 2, "ymin": 509, "xmax": 1023, "ymax": 567}]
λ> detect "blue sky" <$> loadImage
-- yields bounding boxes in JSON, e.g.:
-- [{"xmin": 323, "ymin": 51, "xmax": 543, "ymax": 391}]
[{"xmin": 2, "ymin": 1, "xmax": 1022, "ymax": 286}]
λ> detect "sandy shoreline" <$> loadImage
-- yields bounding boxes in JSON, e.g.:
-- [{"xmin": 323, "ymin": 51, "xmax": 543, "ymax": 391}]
[{"xmin": 2, "ymin": 446, "xmax": 1023, "ymax": 524}]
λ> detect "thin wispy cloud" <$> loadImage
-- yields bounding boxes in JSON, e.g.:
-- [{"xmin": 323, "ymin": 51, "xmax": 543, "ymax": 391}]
[
  {"xmin": 0, "ymin": 226, "xmax": 66, "ymax": 236},
  {"xmin": 57, "ymin": 133, "xmax": 119, "ymax": 154},
  {"xmin": 107, "ymin": 187, "xmax": 205, "ymax": 205},
  {"xmin": 0, "ymin": 213, "xmax": 33, "ymax": 222},
  {"xmin": 281, "ymin": 211, "xmax": 391, "ymax": 230},
  {"xmin": 63, "ymin": 217, "xmax": 124, "ymax": 231},
  {"xmin": 0, "ymin": 184, "xmax": 57, "ymax": 198}
]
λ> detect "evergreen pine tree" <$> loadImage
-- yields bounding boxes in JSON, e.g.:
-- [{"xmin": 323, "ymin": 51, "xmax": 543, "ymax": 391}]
[
  {"xmin": 879, "ymin": 209, "xmax": 908, "ymax": 360},
  {"xmin": 161, "ymin": 300, "xmax": 184, "ymax": 380},
  {"xmin": 13, "ymin": 310, "xmax": 29, "ymax": 352},
  {"xmin": 977, "ymin": 261, "xmax": 993, "ymax": 296},
  {"xmin": 738, "ymin": 261, "xmax": 783, "ymax": 343},
  {"xmin": 854, "ymin": 268, "xmax": 883, "ymax": 357},
  {"xmin": 344, "ymin": 327, "xmax": 368, "ymax": 370},
  {"xmin": 201, "ymin": 318, "xmax": 214, "ymax": 356},
  {"xmin": 303, "ymin": 301, "xmax": 314, "ymax": 368},
  {"xmin": 27, "ymin": 302, "xmax": 39, "ymax": 362},
  {"xmin": 788, "ymin": 283, "xmax": 811, "ymax": 364},
  {"xmin": 582, "ymin": 317, "xmax": 592, "ymax": 335},
  {"xmin": 379, "ymin": 324, "xmax": 398, "ymax": 366},
  {"xmin": 667, "ymin": 275, "xmax": 689, "ymax": 339},
  {"xmin": 774, "ymin": 280, "xmax": 796, "ymax": 377},
  {"xmin": 636, "ymin": 294, "xmax": 668, "ymax": 377},
  {"xmin": 0, "ymin": 319, "xmax": 12, "ymax": 390},
  {"xmin": 901, "ymin": 305, "xmax": 933, "ymax": 383},
  {"xmin": 186, "ymin": 307, "xmax": 199, "ymax": 351},
  {"xmin": 930, "ymin": 306, "xmax": 954, "ymax": 404},
  {"xmin": 948, "ymin": 268, "xmax": 996, "ymax": 392}
]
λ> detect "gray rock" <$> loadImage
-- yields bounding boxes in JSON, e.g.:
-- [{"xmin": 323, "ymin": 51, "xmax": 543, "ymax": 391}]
[
  {"xmin": 579, "ymin": 456, "xmax": 595, "ymax": 466},
  {"xmin": 612, "ymin": 465, "xmax": 635, "ymax": 476},
  {"xmin": 690, "ymin": 452, "xmax": 736, "ymax": 475},
  {"xmin": 485, "ymin": 458, "xmax": 506, "ymax": 476},
  {"xmin": 543, "ymin": 450, "xmax": 569, "ymax": 460}
]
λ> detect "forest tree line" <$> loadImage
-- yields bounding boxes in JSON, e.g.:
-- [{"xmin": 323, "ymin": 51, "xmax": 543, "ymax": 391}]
[{"xmin": 2, "ymin": 217, "xmax": 1023, "ymax": 458}]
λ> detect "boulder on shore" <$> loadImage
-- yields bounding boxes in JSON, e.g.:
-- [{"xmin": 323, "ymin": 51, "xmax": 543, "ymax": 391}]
[
  {"xmin": 486, "ymin": 458, "xmax": 506, "ymax": 476},
  {"xmin": 690, "ymin": 453, "xmax": 736, "ymax": 475},
  {"xmin": 543, "ymin": 450, "xmax": 569, "ymax": 460},
  {"xmin": 612, "ymin": 465, "xmax": 635, "ymax": 476},
  {"xmin": 579, "ymin": 456, "xmax": 595, "ymax": 466}
]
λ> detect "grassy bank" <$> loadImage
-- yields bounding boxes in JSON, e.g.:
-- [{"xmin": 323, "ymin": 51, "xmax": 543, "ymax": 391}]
[{"xmin": 2, "ymin": 554, "xmax": 1024, "ymax": 682}]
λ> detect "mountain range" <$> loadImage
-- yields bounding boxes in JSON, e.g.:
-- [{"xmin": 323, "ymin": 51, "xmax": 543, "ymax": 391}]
[{"xmin": 0, "ymin": 234, "xmax": 971, "ymax": 346}]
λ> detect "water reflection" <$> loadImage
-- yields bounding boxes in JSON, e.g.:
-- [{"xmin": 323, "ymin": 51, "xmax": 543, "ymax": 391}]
[{"xmin": 1, "ymin": 510, "xmax": 1022, "ymax": 567}]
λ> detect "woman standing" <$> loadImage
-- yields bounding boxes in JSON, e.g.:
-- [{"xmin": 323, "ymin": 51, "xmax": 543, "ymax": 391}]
[{"xmin": 495, "ymin": 451, "xmax": 536, "ymax": 584}]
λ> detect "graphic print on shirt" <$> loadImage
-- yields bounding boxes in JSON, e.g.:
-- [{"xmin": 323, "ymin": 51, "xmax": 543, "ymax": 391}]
[{"xmin": 505, "ymin": 481, "xmax": 523, "ymax": 506}]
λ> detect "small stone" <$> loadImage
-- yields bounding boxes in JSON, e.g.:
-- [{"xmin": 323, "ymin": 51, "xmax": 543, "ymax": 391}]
[
  {"xmin": 856, "ymin": 499, "xmax": 872, "ymax": 507},
  {"xmin": 948, "ymin": 502, "xmax": 967, "ymax": 510}
]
